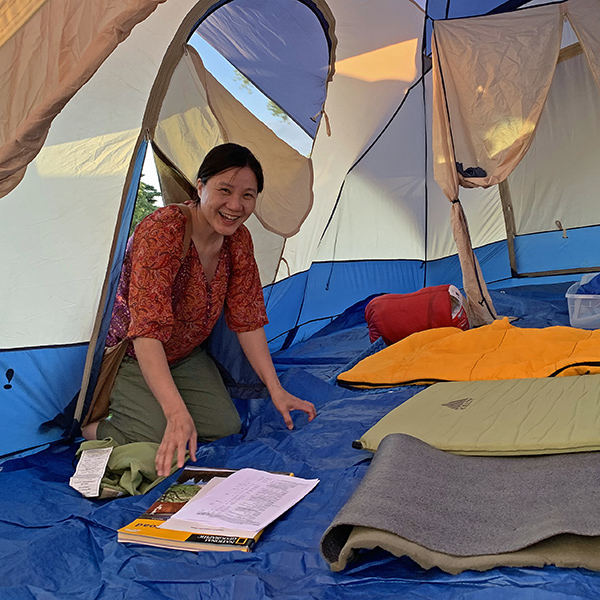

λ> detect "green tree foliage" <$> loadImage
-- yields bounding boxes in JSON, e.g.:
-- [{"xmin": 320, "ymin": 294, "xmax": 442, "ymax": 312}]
[
  {"xmin": 233, "ymin": 70, "xmax": 254, "ymax": 94},
  {"xmin": 233, "ymin": 70, "xmax": 290, "ymax": 123},
  {"xmin": 130, "ymin": 179, "xmax": 161, "ymax": 236},
  {"xmin": 266, "ymin": 100, "xmax": 290, "ymax": 123}
]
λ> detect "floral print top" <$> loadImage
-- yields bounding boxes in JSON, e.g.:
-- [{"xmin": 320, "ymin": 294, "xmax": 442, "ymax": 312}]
[{"xmin": 106, "ymin": 204, "xmax": 268, "ymax": 364}]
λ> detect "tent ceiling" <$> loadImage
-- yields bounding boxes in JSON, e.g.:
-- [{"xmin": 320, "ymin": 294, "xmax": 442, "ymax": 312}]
[{"xmin": 195, "ymin": 0, "xmax": 331, "ymax": 137}]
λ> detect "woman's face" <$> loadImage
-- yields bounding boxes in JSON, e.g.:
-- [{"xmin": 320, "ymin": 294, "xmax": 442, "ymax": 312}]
[{"xmin": 196, "ymin": 166, "xmax": 258, "ymax": 236}]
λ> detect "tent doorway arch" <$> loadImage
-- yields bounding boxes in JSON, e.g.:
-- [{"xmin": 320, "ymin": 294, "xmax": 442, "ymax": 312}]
[{"xmin": 74, "ymin": 0, "xmax": 336, "ymax": 430}]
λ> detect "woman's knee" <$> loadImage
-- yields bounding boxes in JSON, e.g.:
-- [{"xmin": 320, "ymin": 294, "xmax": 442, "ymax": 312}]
[{"xmin": 201, "ymin": 410, "xmax": 242, "ymax": 442}]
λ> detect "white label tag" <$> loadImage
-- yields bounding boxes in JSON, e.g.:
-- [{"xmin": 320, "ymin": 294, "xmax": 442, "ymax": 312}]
[
  {"xmin": 69, "ymin": 447, "xmax": 113, "ymax": 498},
  {"xmin": 448, "ymin": 284, "xmax": 465, "ymax": 318}
]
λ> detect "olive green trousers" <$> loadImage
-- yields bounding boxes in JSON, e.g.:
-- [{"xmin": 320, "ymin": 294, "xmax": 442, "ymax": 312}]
[{"xmin": 97, "ymin": 346, "xmax": 241, "ymax": 445}]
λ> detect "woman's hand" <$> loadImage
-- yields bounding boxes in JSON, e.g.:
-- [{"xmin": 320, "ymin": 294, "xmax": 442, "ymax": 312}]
[
  {"xmin": 155, "ymin": 406, "xmax": 197, "ymax": 477},
  {"xmin": 132, "ymin": 338, "xmax": 198, "ymax": 477},
  {"xmin": 270, "ymin": 387, "xmax": 317, "ymax": 430},
  {"xmin": 236, "ymin": 328, "xmax": 317, "ymax": 430}
]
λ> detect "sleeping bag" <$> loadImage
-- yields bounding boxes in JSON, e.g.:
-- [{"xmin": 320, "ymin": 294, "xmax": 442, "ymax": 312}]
[
  {"xmin": 338, "ymin": 317, "xmax": 600, "ymax": 388},
  {"xmin": 365, "ymin": 285, "xmax": 469, "ymax": 345}
]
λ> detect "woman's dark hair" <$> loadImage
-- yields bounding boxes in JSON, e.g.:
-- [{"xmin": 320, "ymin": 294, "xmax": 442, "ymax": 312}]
[{"xmin": 195, "ymin": 143, "xmax": 264, "ymax": 201}]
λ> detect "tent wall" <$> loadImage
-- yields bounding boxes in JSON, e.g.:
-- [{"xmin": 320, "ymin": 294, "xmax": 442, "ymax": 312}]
[
  {"xmin": 280, "ymin": 0, "xmax": 426, "ymax": 280},
  {"xmin": 195, "ymin": 0, "xmax": 332, "ymax": 137},
  {"xmin": 0, "ymin": 0, "xmax": 202, "ymax": 455},
  {"xmin": 154, "ymin": 46, "xmax": 314, "ymax": 240},
  {"xmin": 0, "ymin": 346, "xmax": 88, "ymax": 456},
  {"xmin": 2, "ymin": 0, "xmax": 600, "ymax": 455},
  {"xmin": 261, "ymin": 33, "xmax": 512, "ymax": 348},
  {"xmin": 507, "ymin": 49, "xmax": 600, "ymax": 275}
]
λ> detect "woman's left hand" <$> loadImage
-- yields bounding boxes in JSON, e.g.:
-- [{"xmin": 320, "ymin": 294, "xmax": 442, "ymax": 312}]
[{"xmin": 270, "ymin": 387, "xmax": 317, "ymax": 430}]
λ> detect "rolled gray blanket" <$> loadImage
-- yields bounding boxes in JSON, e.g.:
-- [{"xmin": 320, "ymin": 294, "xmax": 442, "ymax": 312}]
[{"xmin": 321, "ymin": 434, "xmax": 600, "ymax": 571}]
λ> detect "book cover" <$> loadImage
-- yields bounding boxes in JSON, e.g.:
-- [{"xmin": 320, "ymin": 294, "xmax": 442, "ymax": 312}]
[{"xmin": 117, "ymin": 467, "xmax": 260, "ymax": 552}]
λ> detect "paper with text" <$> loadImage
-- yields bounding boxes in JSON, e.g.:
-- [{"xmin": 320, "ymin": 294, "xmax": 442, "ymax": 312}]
[
  {"xmin": 169, "ymin": 468, "xmax": 319, "ymax": 534},
  {"xmin": 69, "ymin": 447, "xmax": 112, "ymax": 497}
]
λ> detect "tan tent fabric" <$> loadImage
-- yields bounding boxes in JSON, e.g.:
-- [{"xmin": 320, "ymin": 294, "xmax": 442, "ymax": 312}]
[
  {"xmin": 0, "ymin": 0, "xmax": 166, "ymax": 199},
  {"xmin": 155, "ymin": 45, "xmax": 314, "ymax": 238},
  {"xmin": 568, "ymin": 0, "xmax": 600, "ymax": 93},
  {"xmin": 431, "ymin": 37, "xmax": 460, "ymax": 204},
  {"xmin": 153, "ymin": 47, "xmax": 225, "ymax": 186},
  {"xmin": 153, "ymin": 144, "xmax": 197, "ymax": 206},
  {"xmin": 0, "ymin": 0, "xmax": 47, "ymax": 48},
  {"xmin": 431, "ymin": 4, "xmax": 566, "ymax": 325},
  {"xmin": 451, "ymin": 200, "xmax": 497, "ymax": 326},
  {"xmin": 432, "ymin": 4, "xmax": 563, "ymax": 193}
]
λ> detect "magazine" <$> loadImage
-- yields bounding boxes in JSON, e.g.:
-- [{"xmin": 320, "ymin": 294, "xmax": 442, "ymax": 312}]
[
  {"xmin": 118, "ymin": 466, "xmax": 318, "ymax": 553},
  {"xmin": 118, "ymin": 467, "xmax": 260, "ymax": 552}
]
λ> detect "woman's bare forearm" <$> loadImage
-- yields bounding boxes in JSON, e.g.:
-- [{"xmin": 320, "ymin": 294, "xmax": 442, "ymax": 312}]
[
  {"xmin": 132, "ymin": 337, "xmax": 197, "ymax": 475},
  {"xmin": 237, "ymin": 328, "xmax": 316, "ymax": 428},
  {"xmin": 132, "ymin": 338, "xmax": 187, "ymax": 416}
]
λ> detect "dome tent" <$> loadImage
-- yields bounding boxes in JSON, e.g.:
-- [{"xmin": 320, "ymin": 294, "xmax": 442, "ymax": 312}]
[{"xmin": 1, "ymin": 0, "xmax": 599, "ymax": 456}]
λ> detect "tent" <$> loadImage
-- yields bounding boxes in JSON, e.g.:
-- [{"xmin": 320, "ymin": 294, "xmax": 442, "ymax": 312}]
[
  {"xmin": 1, "ymin": 0, "xmax": 600, "ymax": 458},
  {"xmin": 3, "ymin": 2, "xmax": 600, "ymax": 597}
]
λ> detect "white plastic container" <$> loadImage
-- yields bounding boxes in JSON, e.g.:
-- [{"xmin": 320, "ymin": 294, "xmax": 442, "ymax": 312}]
[{"xmin": 566, "ymin": 273, "xmax": 600, "ymax": 329}]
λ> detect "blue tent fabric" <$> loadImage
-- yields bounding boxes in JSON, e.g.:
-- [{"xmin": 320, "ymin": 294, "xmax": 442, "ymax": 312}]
[
  {"xmin": 3, "ymin": 282, "xmax": 599, "ymax": 600},
  {"xmin": 195, "ymin": 0, "xmax": 330, "ymax": 137},
  {"xmin": 578, "ymin": 274, "xmax": 600, "ymax": 295}
]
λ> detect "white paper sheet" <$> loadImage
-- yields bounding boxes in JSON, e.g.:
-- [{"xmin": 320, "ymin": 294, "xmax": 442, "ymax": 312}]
[
  {"xmin": 168, "ymin": 468, "xmax": 319, "ymax": 535},
  {"xmin": 157, "ymin": 477, "xmax": 253, "ymax": 535},
  {"xmin": 160, "ymin": 517, "xmax": 257, "ymax": 538},
  {"xmin": 69, "ymin": 447, "xmax": 113, "ymax": 497}
]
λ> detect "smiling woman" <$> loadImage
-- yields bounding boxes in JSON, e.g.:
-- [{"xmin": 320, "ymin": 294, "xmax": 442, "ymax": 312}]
[
  {"xmin": 83, "ymin": 143, "xmax": 316, "ymax": 476},
  {"xmin": 193, "ymin": 143, "xmax": 262, "ymax": 239}
]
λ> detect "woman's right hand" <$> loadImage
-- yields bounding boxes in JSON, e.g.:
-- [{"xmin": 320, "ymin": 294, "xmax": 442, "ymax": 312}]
[
  {"xmin": 155, "ymin": 406, "xmax": 198, "ymax": 477},
  {"xmin": 132, "ymin": 338, "xmax": 198, "ymax": 477}
]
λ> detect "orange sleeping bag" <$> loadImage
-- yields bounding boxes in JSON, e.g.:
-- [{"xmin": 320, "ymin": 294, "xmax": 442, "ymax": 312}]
[{"xmin": 338, "ymin": 318, "xmax": 600, "ymax": 388}]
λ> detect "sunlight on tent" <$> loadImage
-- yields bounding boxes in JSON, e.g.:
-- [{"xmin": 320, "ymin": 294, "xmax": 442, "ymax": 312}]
[
  {"xmin": 0, "ymin": 0, "xmax": 46, "ymax": 48},
  {"xmin": 34, "ymin": 129, "xmax": 138, "ymax": 177},
  {"xmin": 484, "ymin": 117, "xmax": 535, "ymax": 158},
  {"xmin": 335, "ymin": 39, "xmax": 419, "ymax": 83}
]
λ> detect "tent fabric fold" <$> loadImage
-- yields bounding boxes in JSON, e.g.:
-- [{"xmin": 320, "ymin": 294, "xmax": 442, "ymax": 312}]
[
  {"xmin": 450, "ymin": 199, "xmax": 497, "ymax": 326},
  {"xmin": 567, "ymin": 0, "xmax": 600, "ymax": 93},
  {"xmin": 154, "ymin": 45, "xmax": 314, "ymax": 239},
  {"xmin": 431, "ymin": 3, "xmax": 567, "ymax": 324},
  {"xmin": 0, "ymin": 0, "xmax": 167, "ymax": 199},
  {"xmin": 432, "ymin": 3, "xmax": 564, "ymax": 198}
]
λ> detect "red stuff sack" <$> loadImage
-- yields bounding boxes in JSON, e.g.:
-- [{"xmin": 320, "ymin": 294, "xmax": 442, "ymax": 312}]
[{"xmin": 365, "ymin": 285, "xmax": 469, "ymax": 345}]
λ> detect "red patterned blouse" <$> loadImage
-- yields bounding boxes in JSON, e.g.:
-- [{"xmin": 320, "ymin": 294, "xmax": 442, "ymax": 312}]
[{"xmin": 106, "ymin": 204, "xmax": 268, "ymax": 364}]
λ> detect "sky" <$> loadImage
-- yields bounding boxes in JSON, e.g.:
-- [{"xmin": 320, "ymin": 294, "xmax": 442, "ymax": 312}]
[{"xmin": 141, "ymin": 33, "xmax": 312, "ymax": 196}]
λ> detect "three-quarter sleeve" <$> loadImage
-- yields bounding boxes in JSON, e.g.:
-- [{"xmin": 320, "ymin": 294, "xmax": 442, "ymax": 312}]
[
  {"xmin": 224, "ymin": 225, "xmax": 269, "ymax": 332},
  {"xmin": 127, "ymin": 206, "xmax": 187, "ymax": 343}
]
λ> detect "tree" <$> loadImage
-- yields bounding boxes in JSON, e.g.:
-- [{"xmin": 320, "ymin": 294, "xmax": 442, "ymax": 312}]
[
  {"xmin": 266, "ymin": 100, "xmax": 290, "ymax": 123},
  {"xmin": 233, "ymin": 70, "xmax": 290, "ymax": 123},
  {"xmin": 130, "ymin": 179, "xmax": 161, "ymax": 236}
]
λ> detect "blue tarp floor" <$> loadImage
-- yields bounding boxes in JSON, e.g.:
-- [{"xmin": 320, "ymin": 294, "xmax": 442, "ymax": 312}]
[{"xmin": 3, "ymin": 281, "xmax": 600, "ymax": 600}]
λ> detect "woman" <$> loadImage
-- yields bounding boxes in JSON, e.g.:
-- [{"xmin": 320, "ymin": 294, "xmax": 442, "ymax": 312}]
[{"xmin": 83, "ymin": 143, "xmax": 316, "ymax": 476}]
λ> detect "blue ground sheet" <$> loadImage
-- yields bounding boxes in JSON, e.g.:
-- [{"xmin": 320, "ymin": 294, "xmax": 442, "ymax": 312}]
[{"xmin": 2, "ymin": 281, "xmax": 600, "ymax": 600}]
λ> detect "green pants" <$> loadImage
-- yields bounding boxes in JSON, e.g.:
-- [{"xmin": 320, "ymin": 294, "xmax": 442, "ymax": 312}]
[{"xmin": 97, "ymin": 346, "xmax": 241, "ymax": 446}]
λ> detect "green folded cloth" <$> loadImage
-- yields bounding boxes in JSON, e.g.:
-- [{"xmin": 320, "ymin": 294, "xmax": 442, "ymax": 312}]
[{"xmin": 76, "ymin": 438, "xmax": 180, "ymax": 498}]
